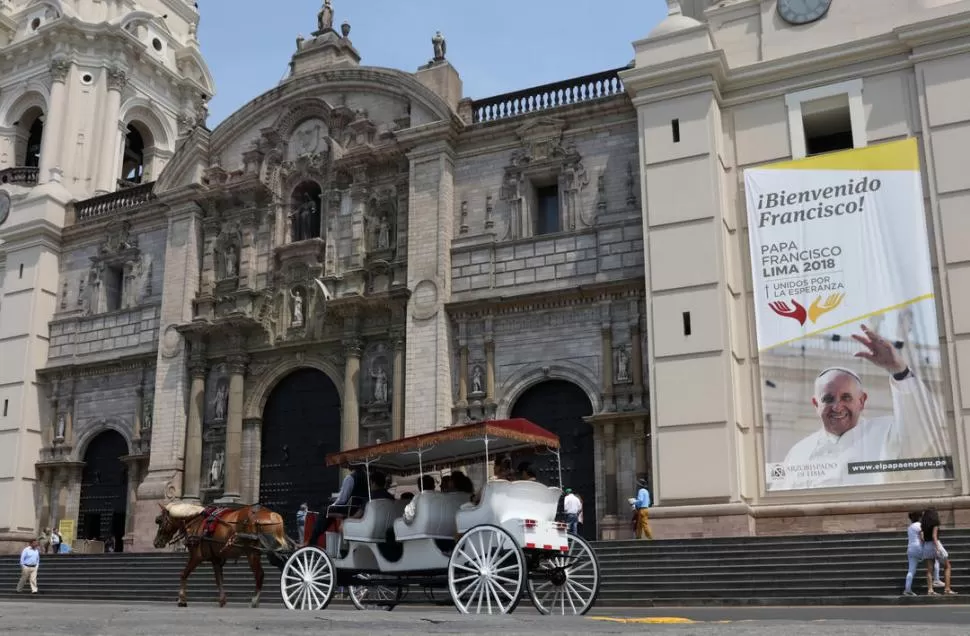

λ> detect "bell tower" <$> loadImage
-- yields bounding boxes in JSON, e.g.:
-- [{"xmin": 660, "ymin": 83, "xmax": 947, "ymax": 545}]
[{"xmin": 0, "ymin": 0, "xmax": 214, "ymax": 552}]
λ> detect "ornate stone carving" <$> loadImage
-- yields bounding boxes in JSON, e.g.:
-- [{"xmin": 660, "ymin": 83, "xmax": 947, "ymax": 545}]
[
  {"xmin": 50, "ymin": 58, "xmax": 71, "ymax": 83},
  {"xmin": 470, "ymin": 364, "xmax": 485, "ymax": 396},
  {"xmin": 290, "ymin": 287, "xmax": 305, "ymax": 327},
  {"xmin": 210, "ymin": 378, "xmax": 229, "ymax": 422},
  {"xmin": 318, "ymin": 0, "xmax": 334, "ymax": 33},
  {"xmin": 615, "ymin": 346, "xmax": 632, "ymax": 384},
  {"xmin": 214, "ymin": 223, "xmax": 241, "ymax": 282},
  {"xmin": 106, "ymin": 67, "xmax": 128, "ymax": 92},
  {"xmin": 101, "ymin": 220, "xmax": 136, "ymax": 255},
  {"xmin": 207, "ymin": 451, "xmax": 225, "ymax": 489}
]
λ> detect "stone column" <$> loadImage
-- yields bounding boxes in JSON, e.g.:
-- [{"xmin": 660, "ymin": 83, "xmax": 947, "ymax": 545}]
[
  {"xmin": 630, "ymin": 301, "xmax": 644, "ymax": 407},
  {"xmin": 38, "ymin": 58, "xmax": 71, "ymax": 184},
  {"xmin": 603, "ymin": 421, "xmax": 618, "ymax": 517},
  {"xmin": 241, "ymin": 418, "xmax": 262, "ymax": 504},
  {"xmin": 220, "ymin": 351, "xmax": 249, "ymax": 502},
  {"xmin": 634, "ymin": 417, "xmax": 648, "ymax": 481},
  {"xmin": 457, "ymin": 342, "xmax": 469, "ymax": 406},
  {"xmin": 391, "ymin": 333, "xmax": 405, "ymax": 439},
  {"xmin": 121, "ymin": 458, "xmax": 142, "ymax": 543},
  {"xmin": 133, "ymin": 386, "xmax": 144, "ymax": 443},
  {"xmin": 63, "ymin": 381, "xmax": 76, "ymax": 448},
  {"xmin": 484, "ymin": 341, "xmax": 495, "ymax": 400},
  {"xmin": 600, "ymin": 302, "xmax": 615, "ymax": 412},
  {"xmin": 38, "ymin": 468, "xmax": 54, "ymax": 531},
  {"xmin": 342, "ymin": 338, "xmax": 361, "ymax": 451},
  {"xmin": 48, "ymin": 387, "xmax": 60, "ymax": 447},
  {"xmin": 96, "ymin": 67, "xmax": 127, "ymax": 194},
  {"xmin": 182, "ymin": 345, "xmax": 207, "ymax": 503}
]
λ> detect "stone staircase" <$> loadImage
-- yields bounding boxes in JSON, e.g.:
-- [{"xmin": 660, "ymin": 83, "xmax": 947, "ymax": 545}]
[{"xmin": 0, "ymin": 531, "xmax": 968, "ymax": 608}]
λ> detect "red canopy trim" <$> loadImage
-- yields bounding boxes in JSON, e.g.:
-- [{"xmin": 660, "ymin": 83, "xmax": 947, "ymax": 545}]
[{"xmin": 326, "ymin": 418, "xmax": 558, "ymax": 468}]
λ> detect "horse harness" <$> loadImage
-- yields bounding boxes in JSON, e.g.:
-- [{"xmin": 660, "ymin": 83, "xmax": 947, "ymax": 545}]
[{"xmin": 168, "ymin": 505, "xmax": 277, "ymax": 556}]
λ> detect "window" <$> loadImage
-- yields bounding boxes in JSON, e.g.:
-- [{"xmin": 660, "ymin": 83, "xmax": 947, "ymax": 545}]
[
  {"xmin": 785, "ymin": 79, "xmax": 865, "ymax": 160},
  {"xmin": 534, "ymin": 185, "xmax": 560, "ymax": 236},
  {"xmin": 103, "ymin": 266, "xmax": 124, "ymax": 311},
  {"xmin": 121, "ymin": 124, "xmax": 146, "ymax": 186},
  {"xmin": 671, "ymin": 118, "xmax": 681, "ymax": 143},
  {"xmin": 2, "ymin": 399, "xmax": 7, "ymax": 417},
  {"xmin": 682, "ymin": 311, "xmax": 692, "ymax": 336}
]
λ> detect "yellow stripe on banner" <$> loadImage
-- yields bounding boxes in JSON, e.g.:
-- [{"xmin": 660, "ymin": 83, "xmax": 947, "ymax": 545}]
[
  {"xmin": 587, "ymin": 617, "xmax": 698, "ymax": 624},
  {"xmin": 759, "ymin": 138, "xmax": 919, "ymax": 172},
  {"xmin": 758, "ymin": 293, "xmax": 935, "ymax": 353}
]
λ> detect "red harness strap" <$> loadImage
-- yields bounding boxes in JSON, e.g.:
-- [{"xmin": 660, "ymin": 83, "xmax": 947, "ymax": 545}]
[{"xmin": 202, "ymin": 507, "xmax": 229, "ymax": 537}]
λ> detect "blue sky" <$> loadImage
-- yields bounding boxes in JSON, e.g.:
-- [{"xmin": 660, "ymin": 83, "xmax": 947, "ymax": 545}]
[{"xmin": 197, "ymin": 0, "xmax": 668, "ymax": 126}]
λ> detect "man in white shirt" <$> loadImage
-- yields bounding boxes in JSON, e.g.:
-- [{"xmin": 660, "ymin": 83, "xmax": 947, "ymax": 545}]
[
  {"xmin": 16, "ymin": 539, "xmax": 40, "ymax": 594},
  {"xmin": 562, "ymin": 488, "xmax": 582, "ymax": 536},
  {"xmin": 774, "ymin": 324, "xmax": 948, "ymax": 491}
]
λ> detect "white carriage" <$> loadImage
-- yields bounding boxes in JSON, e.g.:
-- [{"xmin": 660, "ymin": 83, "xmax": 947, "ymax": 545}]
[{"xmin": 279, "ymin": 418, "xmax": 601, "ymax": 615}]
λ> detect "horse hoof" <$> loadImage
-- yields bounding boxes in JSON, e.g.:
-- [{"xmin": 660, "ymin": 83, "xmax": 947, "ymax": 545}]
[
  {"xmin": 219, "ymin": 600, "xmax": 227, "ymax": 608},
  {"xmin": 178, "ymin": 602, "xmax": 187, "ymax": 608}
]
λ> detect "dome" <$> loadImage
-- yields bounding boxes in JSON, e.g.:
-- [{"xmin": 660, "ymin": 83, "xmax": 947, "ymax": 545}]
[{"xmin": 649, "ymin": 13, "xmax": 703, "ymax": 37}]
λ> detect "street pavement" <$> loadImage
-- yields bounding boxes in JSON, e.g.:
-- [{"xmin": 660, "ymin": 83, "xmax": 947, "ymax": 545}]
[{"xmin": 2, "ymin": 600, "xmax": 970, "ymax": 635}]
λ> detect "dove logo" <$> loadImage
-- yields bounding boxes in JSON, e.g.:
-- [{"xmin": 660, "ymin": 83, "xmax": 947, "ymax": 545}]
[{"xmin": 768, "ymin": 293, "xmax": 845, "ymax": 326}]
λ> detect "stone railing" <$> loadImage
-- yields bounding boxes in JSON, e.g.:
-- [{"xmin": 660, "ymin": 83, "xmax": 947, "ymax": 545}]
[
  {"xmin": 74, "ymin": 181, "xmax": 156, "ymax": 222},
  {"xmin": 0, "ymin": 166, "xmax": 39, "ymax": 186},
  {"xmin": 470, "ymin": 66, "xmax": 629, "ymax": 124}
]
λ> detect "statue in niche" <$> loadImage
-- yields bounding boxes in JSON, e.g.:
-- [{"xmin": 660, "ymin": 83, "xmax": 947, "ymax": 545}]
[
  {"xmin": 291, "ymin": 288, "xmax": 304, "ymax": 327},
  {"xmin": 55, "ymin": 414, "xmax": 66, "ymax": 441},
  {"xmin": 371, "ymin": 363, "xmax": 388, "ymax": 404},
  {"xmin": 471, "ymin": 365, "xmax": 484, "ymax": 395},
  {"xmin": 223, "ymin": 241, "xmax": 238, "ymax": 279},
  {"xmin": 212, "ymin": 381, "xmax": 228, "ymax": 422},
  {"xmin": 376, "ymin": 215, "xmax": 390, "ymax": 249},
  {"xmin": 294, "ymin": 193, "xmax": 317, "ymax": 242},
  {"xmin": 616, "ymin": 347, "xmax": 631, "ymax": 383},
  {"xmin": 142, "ymin": 396, "xmax": 154, "ymax": 430},
  {"xmin": 208, "ymin": 450, "xmax": 225, "ymax": 488}
]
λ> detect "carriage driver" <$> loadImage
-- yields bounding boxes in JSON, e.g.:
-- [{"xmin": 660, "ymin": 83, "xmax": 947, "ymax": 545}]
[{"xmin": 307, "ymin": 466, "xmax": 368, "ymax": 547}]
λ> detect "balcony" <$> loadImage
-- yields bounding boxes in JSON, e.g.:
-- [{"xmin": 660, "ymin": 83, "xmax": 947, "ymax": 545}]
[
  {"xmin": 74, "ymin": 181, "xmax": 157, "ymax": 223},
  {"xmin": 470, "ymin": 66, "xmax": 629, "ymax": 124},
  {"xmin": 0, "ymin": 166, "xmax": 39, "ymax": 187}
]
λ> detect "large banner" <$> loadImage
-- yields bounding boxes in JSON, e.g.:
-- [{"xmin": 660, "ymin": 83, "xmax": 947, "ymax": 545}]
[{"xmin": 744, "ymin": 138, "xmax": 952, "ymax": 492}]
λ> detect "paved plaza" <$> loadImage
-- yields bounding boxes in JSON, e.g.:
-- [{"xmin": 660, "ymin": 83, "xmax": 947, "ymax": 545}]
[{"xmin": 2, "ymin": 601, "xmax": 970, "ymax": 636}]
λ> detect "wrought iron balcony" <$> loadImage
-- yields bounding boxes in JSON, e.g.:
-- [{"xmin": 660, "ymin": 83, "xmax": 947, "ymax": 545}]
[
  {"xmin": 470, "ymin": 66, "xmax": 629, "ymax": 124},
  {"xmin": 0, "ymin": 166, "xmax": 39, "ymax": 186},
  {"xmin": 75, "ymin": 181, "xmax": 156, "ymax": 222}
]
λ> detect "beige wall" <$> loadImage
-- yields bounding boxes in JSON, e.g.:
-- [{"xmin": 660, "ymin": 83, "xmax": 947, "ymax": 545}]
[{"xmin": 625, "ymin": 0, "xmax": 970, "ymax": 533}]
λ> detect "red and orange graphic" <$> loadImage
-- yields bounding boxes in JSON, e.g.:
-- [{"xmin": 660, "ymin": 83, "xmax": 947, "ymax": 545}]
[{"xmin": 768, "ymin": 293, "xmax": 845, "ymax": 326}]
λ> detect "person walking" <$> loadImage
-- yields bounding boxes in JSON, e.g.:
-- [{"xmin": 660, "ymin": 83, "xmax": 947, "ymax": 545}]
[
  {"xmin": 16, "ymin": 538, "xmax": 40, "ymax": 594},
  {"xmin": 296, "ymin": 503, "xmax": 308, "ymax": 545},
  {"xmin": 634, "ymin": 478, "xmax": 653, "ymax": 540},
  {"xmin": 562, "ymin": 488, "xmax": 582, "ymax": 536},
  {"xmin": 903, "ymin": 511, "xmax": 943, "ymax": 595},
  {"xmin": 920, "ymin": 508, "xmax": 956, "ymax": 595}
]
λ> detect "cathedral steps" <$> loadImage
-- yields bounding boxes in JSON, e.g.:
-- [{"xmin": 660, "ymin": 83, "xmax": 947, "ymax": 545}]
[{"xmin": 1, "ymin": 531, "xmax": 969, "ymax": 607}]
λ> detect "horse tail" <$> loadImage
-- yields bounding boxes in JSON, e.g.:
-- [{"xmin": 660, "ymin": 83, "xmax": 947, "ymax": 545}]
[{"xmin": 257, "ymin": 510, "xmax": 294, "ymax": 571}]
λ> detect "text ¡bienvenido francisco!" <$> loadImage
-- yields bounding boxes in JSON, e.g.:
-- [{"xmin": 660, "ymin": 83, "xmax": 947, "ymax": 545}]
[{"xmin": 756, "ymin": 177, "xmax": 882, "ymax": 228}]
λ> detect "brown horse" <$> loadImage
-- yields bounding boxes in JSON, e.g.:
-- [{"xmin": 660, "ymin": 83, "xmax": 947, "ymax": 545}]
[{"xmin": 153, "ymin": 501, "xmax": 294, "ymax": 608}]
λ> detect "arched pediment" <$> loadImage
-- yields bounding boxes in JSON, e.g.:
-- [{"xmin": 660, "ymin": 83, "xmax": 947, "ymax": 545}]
[
  {"xmin": 24, "ymin": 0, "xmax": 73, "ymax": 19},
  {"xmin": 113, "ymin": 10, "xmax": 174, "ymax": 36},
  {"xmin": 210, "ymin": 66, "xmax": 460, "ymax": 159},
  {"xmin": 175, "ymin": 45, "xmax": 215, "ymax": 95},
  {"xmin": 1, "ymin": 87, "xmax": 49, "ymax": 126},
  {"xmin": 153, "ymin": 126, "xmax": 210, "ymax": 195},
  {"xmin": 120, "ymin": 98, "xmax": 174, "ymax": 150}
]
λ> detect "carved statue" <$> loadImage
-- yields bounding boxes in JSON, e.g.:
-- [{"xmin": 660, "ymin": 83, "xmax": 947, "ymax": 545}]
[
  {"xmin": 55, "ymin": 415, "xmax": 66, "ymax": 441},
  {"xmin": 208, "ymin": 451, "xmax": 225, "ymax": 488},
  {"xmin": 212, "ymin": 382, "xmax": 228, "ymax": 421},
  {"xmin": 616, "ymin": 348, "xmax": 631, "ymax": 383},
  {"xmin": 224, "ymin": 242, "xmax": 238, "ymax": 279},
  {"xmin": 432, "ymin": 31, "xmax": 446, "ymax": 61},
  {"xmin": 294, "ymin": 193, "xmax": 317, "ymax": 242},
  {"xmin": 142, "ymin": 396, "xmax": 154, "ymax": 430},
  {"xmin": 291, "ymin": 288, "xmax": 304, "ymax": 327},
  {"xmin": 471, "ymin": 365, "xmax": 484, "ymax": 395},
  {"xmin": 371, "ymin": 364, "xmax": 388, "ymax": 404},
  {"xmin": 376, "ymin": 215, "xmax": 390, "ymax": 250},
  {"xmin": 318, "ymin": 0, "xmax": 334, "ymax": 32}
]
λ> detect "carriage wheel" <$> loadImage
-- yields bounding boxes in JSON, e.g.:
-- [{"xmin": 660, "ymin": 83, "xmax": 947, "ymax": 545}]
[
  {"xmin": 280, "ymin": 546, "xmax": 336, "ymax": 611},
  {"xmin": 448, "ymin": 525, "xmax": 524, "ymax": 615},
  {"xmin": 527, "ymin": 532, "xmax": 600, "ymax": 616},
  {"xmin": 349, "ymin": 581, "xmax": 403, "ymax": 611}
]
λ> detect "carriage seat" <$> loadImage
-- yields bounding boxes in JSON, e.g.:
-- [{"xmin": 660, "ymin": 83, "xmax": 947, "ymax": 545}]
[
  {"xmin": 342, "ymin": 498, "xmax": 407, "ymax": 543},
  {"xmin": 393, "ymin": 492, "xmax": 471, "ymax": 541},
  {"xmin": 456, "ymin": 480, "xmax": 562, "ymax": 534}
]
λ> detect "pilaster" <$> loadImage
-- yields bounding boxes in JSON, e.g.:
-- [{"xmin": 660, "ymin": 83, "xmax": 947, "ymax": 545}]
[
  {"xmin": 218, "ymin": 345, "xmax": 249, "ymax": 503},
  {"xmin": 342, "ymin": 337, "xmax": 362, "ymax": 451}
]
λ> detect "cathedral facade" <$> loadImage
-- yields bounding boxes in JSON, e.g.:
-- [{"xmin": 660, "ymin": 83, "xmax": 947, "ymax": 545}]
[{"xmin": 2, "ymin": 0, "xmax": 970, "ymax": 553}]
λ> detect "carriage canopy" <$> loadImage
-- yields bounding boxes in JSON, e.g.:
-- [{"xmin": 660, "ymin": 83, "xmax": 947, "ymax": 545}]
[{"xmin": 326, "ymin": 418, "xmax": 559, "ymax": 475}]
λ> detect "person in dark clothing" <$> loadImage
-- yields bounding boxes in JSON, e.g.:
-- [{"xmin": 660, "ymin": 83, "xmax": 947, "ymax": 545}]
[
  {"xmin": 920, "ymin": 508, "xmax": 956, "ymax": 595},
  {"xmin": 369, "ymin": 471, "xmax": 394, "ymax": 500},
  {"xmin": 308, "ymin": 466, "xmax": 368, "ymax": 547}
]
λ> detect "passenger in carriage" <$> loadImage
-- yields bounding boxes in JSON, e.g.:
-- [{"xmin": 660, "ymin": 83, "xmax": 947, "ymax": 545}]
[
  {"xmin": 402, "ymin": 475, "xmax": 437, "ymax": 523},
  {"xmin": 470, "ymin": 455, "xmax": 513, "ymax": 505},
  {"xmin": 307, "ymin": 466, "xmax": 368, "ymax": 547},
  {"xmin": 370, "ymin": 471, "xmax": 394, "ymax": 500},
  {"xmin": 451, "ymin": 471, "xmax": 474, "ymax": 498},
  {"xmin": 440, "ymin": 475, "xmax": 454, "ymax": 492},
  {"xmin": 517, "ymin": 462, "xmax": 538, "ymax": 482}
]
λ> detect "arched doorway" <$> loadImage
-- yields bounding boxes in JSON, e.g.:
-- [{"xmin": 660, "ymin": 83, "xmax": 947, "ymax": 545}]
[
  {"xmin": 77, "ymin": 430, "xmax": 129, "ymax": 549},
  {"xmin": 120, "ymin": 123, "xmax": 148, "ymax": 186},
  {"xmin": 510, "ymin": 380, "xmax": 596, "ymax": 540},
  {"xmin": 260, "ymin": 368, "xmax": 342, "ymax": 539}
]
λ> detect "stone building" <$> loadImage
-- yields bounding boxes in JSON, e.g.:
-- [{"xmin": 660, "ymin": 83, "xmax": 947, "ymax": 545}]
[{"xmin": 1, "ymin": 0, "xmax": 970, "ymax": 552}]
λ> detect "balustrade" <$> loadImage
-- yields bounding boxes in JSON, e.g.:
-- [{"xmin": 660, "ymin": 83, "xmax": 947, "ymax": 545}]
[
  {"xmin": 74, "ymin": 181, "xmax": 156, "ymax": 222},
  {"xmin": 0, "ymin": 166, "xmax": 39, "ymax": 186},
  {"xmin": 470, "ymin": 66, "xmax": 628, "ymax": 124}
]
